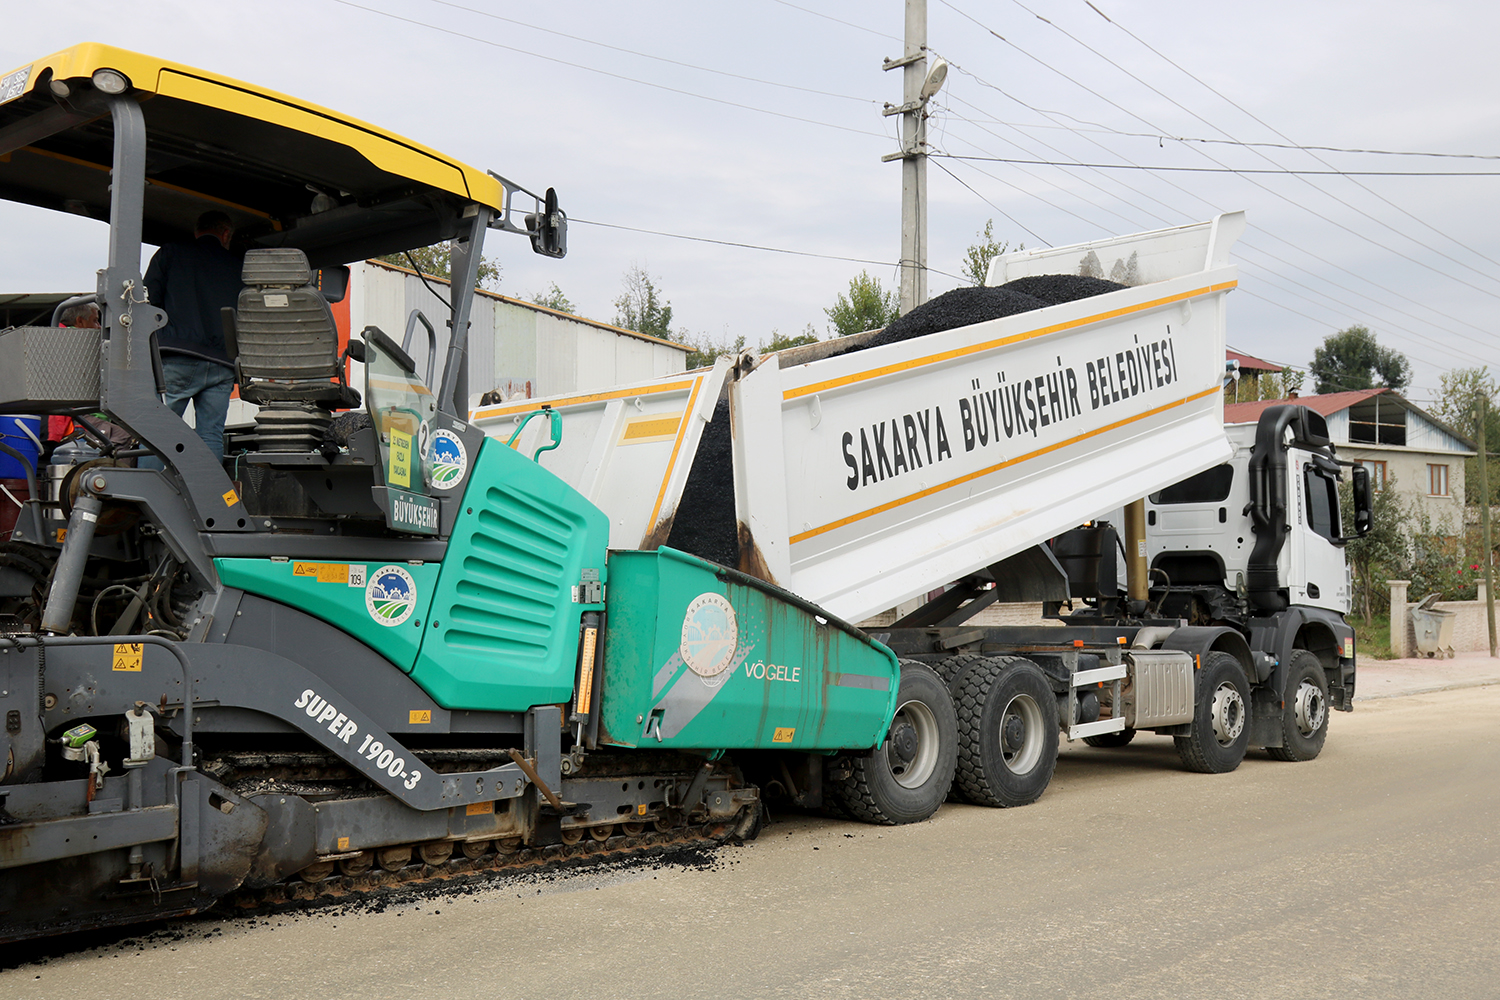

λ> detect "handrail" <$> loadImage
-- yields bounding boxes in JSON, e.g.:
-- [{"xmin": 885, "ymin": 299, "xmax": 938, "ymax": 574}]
[
  {"xmin": 402, "ymin": 309, "xmax": 438, "ymax": 388},
  {"xmin": 504, "ymin": 405, "xmax": 562, "ymax": 461}
]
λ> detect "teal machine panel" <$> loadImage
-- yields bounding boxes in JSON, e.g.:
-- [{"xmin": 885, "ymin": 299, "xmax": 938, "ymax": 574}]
[
  {"xmin": 216, "ymin": 557, "xmax": 440, "ymax": 670},
  {"xmin": 411, "ymin": 437, "xmax": 609, "ymax": 711},
  {"xmin": 599, "ymin": 548, "xmax": 899, "ymax": 751}
]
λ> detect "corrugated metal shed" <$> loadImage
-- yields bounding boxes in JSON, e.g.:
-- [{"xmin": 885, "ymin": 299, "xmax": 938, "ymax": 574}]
[{"xmin": 349, "ymin": 260, "xmax": 689, "ymax": 409}]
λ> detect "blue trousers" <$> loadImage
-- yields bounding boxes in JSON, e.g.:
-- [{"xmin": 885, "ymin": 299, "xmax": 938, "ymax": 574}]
[{"xmin": 161, "ymin": 356, "xmax": 235, "ymax": 459}]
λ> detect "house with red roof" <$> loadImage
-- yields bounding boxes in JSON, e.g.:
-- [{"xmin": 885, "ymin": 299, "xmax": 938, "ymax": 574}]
[
  {"xmin": 1224, "ymin": 388, "xmax": 1475, "ymax": 530},
  {"xmin": 1224, "ymin": 348, "xmax": 1292, "ymax": 404}
]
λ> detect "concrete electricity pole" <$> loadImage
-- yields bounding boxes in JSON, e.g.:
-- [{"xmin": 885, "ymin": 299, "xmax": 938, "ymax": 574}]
[
  {"xmin": 883, "ymin": 0, "xmax": 946, "ymax": 315},
  {"xmin": 1479, "ymin": 395, "xmax": 1496, "ymax": 657}
]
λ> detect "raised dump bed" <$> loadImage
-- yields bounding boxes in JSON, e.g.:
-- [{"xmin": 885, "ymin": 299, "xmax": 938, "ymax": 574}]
[{"xmin": 474, "ymin": 213, "xmax": 1244, "ymax": 624}]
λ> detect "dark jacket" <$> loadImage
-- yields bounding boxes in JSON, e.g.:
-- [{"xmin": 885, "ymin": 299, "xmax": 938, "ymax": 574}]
[{"xmin": 144, "ymin": 235, "xmax": 243, "ymax": 365}]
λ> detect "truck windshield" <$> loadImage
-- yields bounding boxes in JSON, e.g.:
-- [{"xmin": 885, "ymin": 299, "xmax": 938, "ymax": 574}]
[
  {"xmin": 1150, "ymin": 463, "xmax": 1233, "ymax": 504},
  {"xmin": 1305, "ymin": 467, "xmax": 1340, "ymax": 540}
]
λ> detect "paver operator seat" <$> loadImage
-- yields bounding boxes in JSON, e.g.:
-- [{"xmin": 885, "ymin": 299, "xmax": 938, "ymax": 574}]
[{"xmin": 227, "ymin": 248, "xmax": 360, "ymax": 451}]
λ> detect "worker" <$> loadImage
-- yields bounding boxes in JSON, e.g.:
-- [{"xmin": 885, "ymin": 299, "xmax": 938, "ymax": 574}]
[
  {"xmin": 143, "ymin": 210, "xmax": 242, "ymax": 460},
  {"xmin": 57, "ymin": 301, "xmax": 99, "ymax": 328}
]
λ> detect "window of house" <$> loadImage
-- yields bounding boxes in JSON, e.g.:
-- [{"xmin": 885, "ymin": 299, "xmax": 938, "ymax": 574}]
[
  {"xmin": 1428, "ymin": 463, "xmax": 1450, "ymax": 497},
  {"xmin": 1359, "ymin": 459, "xmax": 1388, "ymax": 492}
]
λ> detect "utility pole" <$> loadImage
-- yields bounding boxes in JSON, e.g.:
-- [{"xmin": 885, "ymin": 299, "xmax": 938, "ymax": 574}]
[
  {"xmin": 1479, "ymin": 394, "xmax": 1496, "ymax": 657},
  {"xmin": 882, "ymin": 0, "xmax": 946, "ymax": 315}
]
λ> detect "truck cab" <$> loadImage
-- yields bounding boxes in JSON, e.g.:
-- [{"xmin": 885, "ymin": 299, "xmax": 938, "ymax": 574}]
[{"xmin": 1147, "ymin": 408, "xmax": 1356, "ymax": 623}]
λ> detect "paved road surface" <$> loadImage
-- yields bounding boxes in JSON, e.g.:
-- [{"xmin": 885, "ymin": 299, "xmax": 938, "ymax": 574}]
[{"xmin": 5, "ymin": 684, "xmax": 1498, "ymax": 999}]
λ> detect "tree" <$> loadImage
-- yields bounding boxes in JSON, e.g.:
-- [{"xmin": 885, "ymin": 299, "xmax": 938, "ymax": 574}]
[
  {"xmin": 613, "ymin": 265, "xmax": 673, "ymax": 340},
  {"xmin": 825, "ymin": 271, "xmax": 898, "ymax": 337},
  {"xmin": 1310, "ymin": 326, "xmax": 1410, "ymax": 394},
  {"xmin": 1432, "ymin": 366, "xmax": 1500, "ymax": 505},
  {"xmin": 531, "ymin": 282, "xmax": 575, "ymax": 314},
  {"xmin": 375, "ymin": 244, "xmax": 501, "ymax": 291},
  {"xmin": 763, "ymin": 324, "xmax": 819, "ymax": 352},
  {"xmin": 1340, "ymin": 474, "xmax": 1408, "ymax": 623},
  {"xmin": 680, "ymin": 332, "xmax": 745, "ymax": 369},
  {"xmin": 960, "ymin": 219, "xmax": 1017, "ymax": 286}
]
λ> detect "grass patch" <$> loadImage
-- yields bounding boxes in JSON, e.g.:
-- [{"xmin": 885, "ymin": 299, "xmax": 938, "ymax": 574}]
[{"xmin": 1352, "ymin": 613, "xmax": 1396, "ymax": 659}]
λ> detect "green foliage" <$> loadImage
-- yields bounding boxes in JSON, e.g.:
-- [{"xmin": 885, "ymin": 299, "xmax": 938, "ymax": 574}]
[
  {"xmin": 1310, "ymin": 325, "xmax": 1410, "ymax": 394},
  {"xmin": 1340, "ymin": 473, "xmax": 1410, "ymax": 623},
  {"xmin": 960, "ymin": 219, "xmax": 1017, "ymax": 286},
  {"xmin": 1228, "ymin": 365, "xmax": 1306, "ymax": 403},
  {"xmin": 1432, "ymin": 366, "xmax": 1500, "ymax": 504},
  {"xmin": 825, "ymin": 271, "xmax": 898, "ymax": 337},
  {"xmin": 375, "ymin": 244, "xmax": 502, "ymax": 291},
  {"xmin": 1404, "ymin": 502, "xmax": 1476, "ymax": 603},
  {"xmin": 763, "ymin": 324, "xmax": 820, "ymax": 352},
  {"xmin": 613, "ymin": 265, "xmax": 673, "ymax": 341},
  {"xmin": 531, "ymin": 282, "xmax": 575, "ymax": 314},
  {"xmin": 681, "ymin": 332, "xmax": 745, "ymax": 370},
  {"xmin": 1350, "ymin": 613, "xmax": 1396, "ymax": 660}
]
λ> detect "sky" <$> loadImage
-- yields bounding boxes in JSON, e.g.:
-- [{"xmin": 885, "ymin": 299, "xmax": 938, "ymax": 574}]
[{"xmin": 3, "ymin": 0, "xmax": 1499, "ymax": 409}]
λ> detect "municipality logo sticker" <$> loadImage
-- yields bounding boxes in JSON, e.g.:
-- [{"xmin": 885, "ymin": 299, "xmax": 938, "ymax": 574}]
[
  {"xmin": 366, "ymin": 565, "xmax": 416, "ymax": 627},
  {"xmin": 427, "ymin": 429, "xmax": 467, "ymax": 490},
  {"xmin": 680, "ymin": 593, "xmax": 738, "ymax": 678}
]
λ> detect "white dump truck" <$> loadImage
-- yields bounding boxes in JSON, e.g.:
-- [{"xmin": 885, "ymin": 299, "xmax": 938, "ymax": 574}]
[{"xmin": 475, "ymin": 212, "xmax": 1371, "ymax": 818}]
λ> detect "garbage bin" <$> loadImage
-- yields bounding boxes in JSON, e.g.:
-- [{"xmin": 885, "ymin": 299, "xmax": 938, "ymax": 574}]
[{"xmin": 1410, "ymin": 593, "xmax": 1457, "ymax": 659}]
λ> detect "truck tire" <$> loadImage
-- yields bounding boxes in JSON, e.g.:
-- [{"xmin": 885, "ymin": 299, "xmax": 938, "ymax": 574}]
[
  {"xmin": 828, "ymin": 661, "xmax": 957, "ymax": 825},
  {"xmin": 1174, "ymin": 651, "xmax": 1250, "ymax": 774},
  {"xmin": 934, "ymin": 652, "xmax": 987, "ymax": 689},
  {"xmin": 1082, "ymin": 728, "xmax": 1136, "ymax": 748},
  {"xmin": 953, "ymin": 658, "xmax": 1059, "ymax": 807},
  {"xmin": 1266, "ymin": 650, "xmax": 1329, "ymax": 762}
]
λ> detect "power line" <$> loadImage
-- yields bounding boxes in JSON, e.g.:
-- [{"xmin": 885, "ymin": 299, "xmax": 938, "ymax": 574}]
[
  {"xmin": 327, "ymin": 0, "xmax": 887, "ymax": 138},
  {"xmin": 940, "ymin": 115, "xmax": 1500, "ymax": 161},
  {"xmin": 938, "ymin": 0, "xmax": 1500, "ymax": 308},
  {"xmin": 572, "ymin": 217, "xmax": 970, "ymax": 283},
  {"xmin": 936, "ymin": 84, "xmax": 1499, "ymax": 368},
  {"xmin": 930, "ymin": 154, "xmax": 1500, "ymax": 177},
  {"xmin": 995, "ymin": 0, "xmax": 1500, "ymax": 300},
  {"xmin": 419, "ymin": 0, "xmax": 876, "ymax": 104},
  {"xmin": 766, "ymin": 0, "xmax": 904, "ymax": 42},
  {"xmin": 927, "ymin": 159, "xmax": 1050, "ymax": 245},
  {"xmin": 928, "ymin": 29, "xmax": 1500, "ymax": 348},
  {"xmin": 1081, "ymin": 0, "xmax": 1500, "ymax": 273},
  {"xmin": 933, "ymin": 86, "xmax": 1499, "ymax": 368},
  {"xmin": 932, "ymin": 73, "xmax": 1499, "ymax": 364}
]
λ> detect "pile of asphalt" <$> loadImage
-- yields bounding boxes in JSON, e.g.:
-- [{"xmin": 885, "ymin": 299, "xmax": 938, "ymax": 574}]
[
  {"xmin": 666, "ymin": 275, "xmax": 1125, "ymax": 569},
  {"xmin": 665, "ymin": 398, "xmax": 738, "ymax": 568},
  {"xmin": 844, "ymin": 274, "xmax": 1126, "ymax": 355}
]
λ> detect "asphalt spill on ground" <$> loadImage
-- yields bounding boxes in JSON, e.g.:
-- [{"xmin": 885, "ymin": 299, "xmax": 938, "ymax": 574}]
[{"xmin": 0, "ymin": 843, "xmax": 740, "ymax": 971}]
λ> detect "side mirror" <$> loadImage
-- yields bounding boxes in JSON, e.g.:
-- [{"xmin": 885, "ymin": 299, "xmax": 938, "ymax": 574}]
[
  {"xmin": 526, "ymin": 187, "xmax": 567, "ymax": 259},
  {"xmin": 316, "ymin": 265, "xmax": 351, "ymax": 303},
  {"xmin": 1351, "ymin": 465, "xmax": 1373, "ymax": 538}
]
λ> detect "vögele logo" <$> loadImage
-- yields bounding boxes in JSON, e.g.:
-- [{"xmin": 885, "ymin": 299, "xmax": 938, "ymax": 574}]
[{"xmin": 366, "ymin": 565, "xmax": 417, "ymax": 626}]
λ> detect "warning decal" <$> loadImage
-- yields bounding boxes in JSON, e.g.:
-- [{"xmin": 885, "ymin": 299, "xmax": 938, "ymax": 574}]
[{"xmin": 112, "ymin": 643, "xmax": 143, "ymax": 672}]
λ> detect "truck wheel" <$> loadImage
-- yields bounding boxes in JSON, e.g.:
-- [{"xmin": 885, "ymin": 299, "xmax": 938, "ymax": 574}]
[
  {"xmin": 828, "ymin": 661, "xmax": 957, "ymax": 825},
  {"xmin": 1266, "ymin": 650, "xmax": 1329, "ymax": 762},
  {"xmin": 1082, "ymin": 728, "xmax": 1136, "ymax": 748},
  {"xmin": 935, "ymin": 652, "xmax": 986, "ymax": 689},
  {"xmin": 953, "ymin": 658, "xmax": 1059, "ymax": 807},
  {"xmin": 1174, "ymin": 651, "xmax": 1250, "ymax": 774}
]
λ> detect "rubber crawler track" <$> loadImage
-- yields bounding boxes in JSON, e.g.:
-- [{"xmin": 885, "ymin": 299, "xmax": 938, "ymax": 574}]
[{"xmin": 222, "ymin": 824, "xmax": 737, "ymax": 918}]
